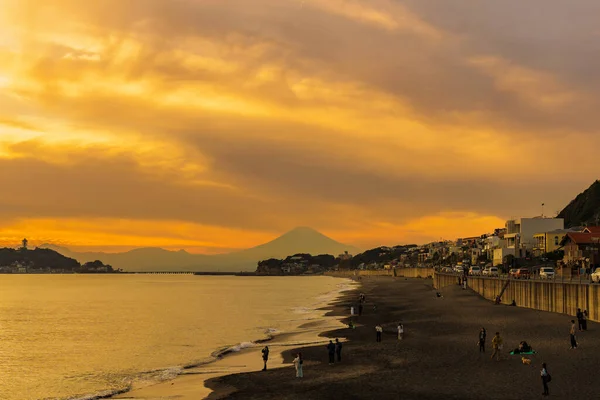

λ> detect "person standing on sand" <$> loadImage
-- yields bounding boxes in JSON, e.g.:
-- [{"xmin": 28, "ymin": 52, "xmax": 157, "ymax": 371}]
[
  {"xmin": 541, "ymin": 362, "xmax": 550, "ymax": 396},
  {"xmin": 335, "ymin": 339, "xmax": 343, "ymax": 362},
  {"xmin": 397, "ymin": 322, "xmax": 404, "ymax": 340},
  {"xmin": 491, "ymin": 332, "xmax": 503, "ymax": 361},
  {"xmin": 261, "ymin": 346, "xmax": 269, "ymax": 371},
  {"xmin": 576, "ymin": 308, "xmax": 584, "ymax": 331},
  {"xmin": 570, "ymin": 320, "xmax": 578, "ymax": 349},
  {"xmin": 376, "ymin": 324, "xmax": 383, "ymax": 342},
  {"xmin": 478, "ymin": 328, "xmax": 486, "ymax": 353},
  {"xmin": 327, "ymin": 340, "xmax": 336, "ymax": 364},
  {"xmin": 293, "ymin": 352, "xmax": 303, "ymax": 378}
]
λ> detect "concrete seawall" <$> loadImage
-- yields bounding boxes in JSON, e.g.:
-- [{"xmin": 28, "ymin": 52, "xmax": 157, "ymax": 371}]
[
  {"xmin": 434, "ymin": 272, "xmax": 600, "ymax": 322},
  {"xmin": 326, "ymin": 268, "xmax": 434, "ymax": 279}
]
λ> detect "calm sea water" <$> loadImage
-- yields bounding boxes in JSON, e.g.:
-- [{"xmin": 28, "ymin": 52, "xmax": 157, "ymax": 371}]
[{"xmin": 0, "ymin": 275, "xmax": 352, "ymax": 400}]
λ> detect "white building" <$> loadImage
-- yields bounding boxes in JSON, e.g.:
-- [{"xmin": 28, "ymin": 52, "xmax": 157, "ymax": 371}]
[{"xmin": 504, "ymin": 217, "xmax": 564, "ymax": 255}]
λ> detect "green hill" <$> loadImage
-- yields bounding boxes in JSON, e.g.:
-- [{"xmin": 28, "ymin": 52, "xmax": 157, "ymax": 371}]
[{"xmin": 558, "ymin": 180, "xmax": 600, "ymax": 227}]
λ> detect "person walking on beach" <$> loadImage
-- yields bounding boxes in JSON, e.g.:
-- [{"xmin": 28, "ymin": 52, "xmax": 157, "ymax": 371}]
[
  {"xmin": 397, "ymin": 322, "xmax": 404, "ymax": 341},
  {"xmin": 327, "ymin": 340, "xmax": 336, "ymax": 364},
  {"xmin": 491, "ymin": 332, "xmax": 503, "ymax": 361},
  {"xmin": 335, "ymin": 338, "xmax": 343, "ymax": 362},
  {"xmin": 570, "ymin": 320, "xmax": 578, "ymax": 349},
  {"xmin": 376, "ymin": 324, "xmax": 383, "ymax": 342},
  {"xmin": 576, "ymin": 308, "xmax": 584, "ymax": 331},
  {"xmin": 541, "ymin": 362, "xmax": 551, "ymax": 396},
  {"xmin": 261, "ymin": 346, "xmax": 269, "ymax": 371},
  {"xmin": 293, "ymin": 352, "xmax": 303, "ymax": 378},
  {"xmin": 478, "ymin": 327, "xmax": 487, "ymax": 353}
]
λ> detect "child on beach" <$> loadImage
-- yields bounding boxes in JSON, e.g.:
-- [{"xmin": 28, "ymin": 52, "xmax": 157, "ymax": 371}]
[
  {"xmin": 491, "ymin": 332, "xmax": 503, "ymax": 361},
  {"xmin": 293, "ymin": 352, "xmax": 303, "ymax": 378}
]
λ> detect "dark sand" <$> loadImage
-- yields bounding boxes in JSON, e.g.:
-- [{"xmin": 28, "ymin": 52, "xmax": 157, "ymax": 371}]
[{"xmin": 206, "ymin": 276, "xmax": 597, "ymax": 399}]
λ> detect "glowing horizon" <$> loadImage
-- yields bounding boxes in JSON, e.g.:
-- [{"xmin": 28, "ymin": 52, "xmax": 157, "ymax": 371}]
[{"xmin": 1, "ymin": 0, "xmax": 598, "ymax": 253}]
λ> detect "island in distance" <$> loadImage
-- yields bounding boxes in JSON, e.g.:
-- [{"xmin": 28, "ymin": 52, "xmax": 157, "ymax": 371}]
[{"xmin": 40, "ymin": 227, "xmax": 359, "ymax": 273}]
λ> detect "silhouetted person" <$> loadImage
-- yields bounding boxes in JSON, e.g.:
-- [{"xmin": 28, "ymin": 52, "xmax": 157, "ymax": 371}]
[
  {"xmin": 478, "ymin": 327, "xmax": 486, "ymax": 353},
  {"xmin": 541, "ymin": 362, "xmax": 551, "ymax": 396},
  {"xmin": 491, "ymin": 332, "xmax": 502, "ymax": 361},
  {"xmin": 293, "ymin": 352, "xmax": 303, "ymax": 378},
  {"xmin": 261, "ymin": 346, "xmax": 269, "ymax": 371},
  {"xmin": 376, "ymin": 324, "xmax": 383, "ymax": 342},
  {"xmin": 583, "ymin": 310, "xmax": 588, "ymax": 331},
  {"xmin": 570, "ymin": 320, "xmax": 578, "ymax": 349},
  {"xmin": 327, "ymin": 340, "xmax": 336, "ymax": 364},
  {"xmin": 335, "ymin": 339, "xmax": 343, "ymax": 362},
  {"xmin": 577, "ymin": 308, "xmax": 584, "ymax": 331}
]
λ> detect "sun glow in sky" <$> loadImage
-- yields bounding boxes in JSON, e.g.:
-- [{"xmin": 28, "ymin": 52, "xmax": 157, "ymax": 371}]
[{"xmin": 1, "ymin": 0, "xmax": 600, "ymax": 253}]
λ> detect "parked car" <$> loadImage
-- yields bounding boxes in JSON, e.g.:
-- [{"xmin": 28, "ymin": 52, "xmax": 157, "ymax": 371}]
[
  {"xmin": 441, "ymin": 267, "xmax": 453, "ymax": 273},
  {"xmin": 483, "ymin": 267, "xmax": 499, "ymax": 277},
  {"xmin": 454, "ymin": 265, "xmax": 465, "ymax": 273},
  {"xmin": 510, "ymin": 268, "xmax": 530, "ymax": 279},
  {"xmin": 469, "ymin": 266, "xmax": 482, "ymax": 275},
  {"xmin": 539, "ymin": 267, "xmax": 555, "ymax": 280},
  {"xmin": 591, "ymin": 269, "xmax": 600, "ymax": 283},
  {"xmin": 509, "ymin": 268, "xmax": 518, "ymax": 277}
]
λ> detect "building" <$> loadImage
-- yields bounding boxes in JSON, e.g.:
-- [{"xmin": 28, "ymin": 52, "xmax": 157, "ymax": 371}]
[
  {"xmin": 493, "ymin": 248, "xmax": 515, "ymax": 266},
  {"xmin": 504, "ymin": 217, "xmax": 564, "ymax": 256},
  {"xmin": 484, "ymin": 235, "xmax": 505, "ymax": 259},
  {"xmin": 470, "ymin": 248, "xmax": 482, "ymax": 265},
  {"xmin": 533, "ymin": 229, "xmax": 573, "ymax": 255},
  {"xmin": 583, "ymin": 226, "xmax": 600, "ymax": 234},
  {"xmin": 560, "ymin": 232, "xmax": 600, "ymax": 266}
]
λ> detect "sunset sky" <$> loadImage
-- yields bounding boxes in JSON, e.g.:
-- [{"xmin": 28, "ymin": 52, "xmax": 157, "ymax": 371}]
[{"xmin": 1, "ymin": 0, "xmax": 599, "ymax": 253}]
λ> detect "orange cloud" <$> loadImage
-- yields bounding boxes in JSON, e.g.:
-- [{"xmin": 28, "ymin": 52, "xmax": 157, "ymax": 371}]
[{"xmin": 0, "ymin": 0, "xmax": 598, "ymax": 254}]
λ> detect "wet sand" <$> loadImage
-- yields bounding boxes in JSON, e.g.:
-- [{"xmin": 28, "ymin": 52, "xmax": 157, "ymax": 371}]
[{"xmin": 205, "ymin": 276, "xmax": 598, "ymax": 399}]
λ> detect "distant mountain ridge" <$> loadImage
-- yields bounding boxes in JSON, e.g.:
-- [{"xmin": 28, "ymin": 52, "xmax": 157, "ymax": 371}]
[
  {"xmin": 39, "ymin": 227, "xmax": 359, "ymax": 272},
  {"xmin": 558, "ymin": 180, "xmax": 600, "ymax": 228}
]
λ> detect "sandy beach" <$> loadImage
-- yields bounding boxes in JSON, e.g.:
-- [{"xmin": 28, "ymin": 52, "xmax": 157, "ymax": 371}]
[{"xmin": 201, "ymin": 276, "xmax": 598, "ymax": 399}]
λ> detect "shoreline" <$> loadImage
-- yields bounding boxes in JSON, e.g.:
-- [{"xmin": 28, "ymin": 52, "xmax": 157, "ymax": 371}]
[
  {"xmin": 202, "ymin": 276, "xmax": 600, "ymax": 399},
  {"xmin": 110, "ymin": 277, "xmax": 359, "ymax": 400}
]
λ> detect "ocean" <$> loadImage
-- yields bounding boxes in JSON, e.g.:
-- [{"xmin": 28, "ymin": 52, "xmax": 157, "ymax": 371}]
[{"xmin": 0, "ymin": 274, "xmax": 353, "ymax": 400}]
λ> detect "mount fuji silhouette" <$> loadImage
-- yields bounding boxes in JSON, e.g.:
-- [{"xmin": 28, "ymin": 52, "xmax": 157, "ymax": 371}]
[{"xmin": 40, "ymin": 227, "xmax": 359, "ymax": 272}]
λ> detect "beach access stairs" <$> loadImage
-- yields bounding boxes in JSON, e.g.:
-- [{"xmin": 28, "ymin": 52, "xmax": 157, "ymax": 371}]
[{"xmin": 497, "ymin": 279, "xmax": 510, "ymax": 300}]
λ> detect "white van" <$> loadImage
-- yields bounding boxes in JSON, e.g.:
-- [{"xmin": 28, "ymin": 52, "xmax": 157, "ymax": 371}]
[
  {"xmin": 539, "ymin": 267, "xmax": 555, "ymax": 280},
  {"xmin": 483, "ymin": 267, "xmax": 499, "ymax": 277}
]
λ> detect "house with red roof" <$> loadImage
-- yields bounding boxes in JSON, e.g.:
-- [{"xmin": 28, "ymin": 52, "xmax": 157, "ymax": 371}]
[{"xmin": 560, "ymin": 232, "xmax": 600, "ymax": 266}]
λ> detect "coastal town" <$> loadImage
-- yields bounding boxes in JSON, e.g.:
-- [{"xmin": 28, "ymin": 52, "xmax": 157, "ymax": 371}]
[
  {"xmin": 257, "ymin": 181, "xmax": 600, "ymax": 277},
  {"xmin": 256, "ymin": 216, "xmax": 599, "ymax": 278}
]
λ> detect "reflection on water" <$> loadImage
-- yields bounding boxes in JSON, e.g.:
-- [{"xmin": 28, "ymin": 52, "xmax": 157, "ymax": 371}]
[{"xmin": 0, "ymin": 275, "xmax": 352, "ymax": 400}]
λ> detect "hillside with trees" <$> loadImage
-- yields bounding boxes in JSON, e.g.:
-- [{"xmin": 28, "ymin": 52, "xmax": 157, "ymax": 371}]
[
  {"xmin": 558, "ymin": 180, "xmax": 600, "ymax": 227},
  {"xmin": 0, "ymin": 247, "xmax": 117, "ymax": 273}
]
